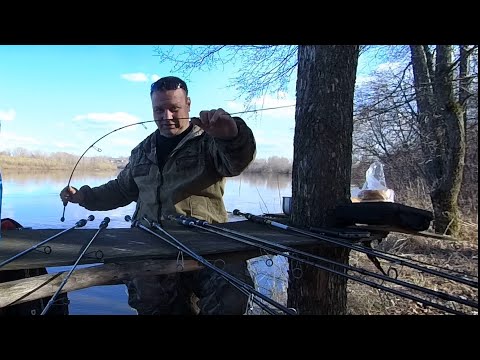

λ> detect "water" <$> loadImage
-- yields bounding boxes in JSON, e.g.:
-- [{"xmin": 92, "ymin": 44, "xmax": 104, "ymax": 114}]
[{"xmin": 0, "ymin": 170, "xmax": 292, "ymax": 315}]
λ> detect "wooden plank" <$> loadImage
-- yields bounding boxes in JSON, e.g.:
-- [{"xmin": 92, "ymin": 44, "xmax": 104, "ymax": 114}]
[
  {"xmin": 0, "ymin": 220, "xmax": 319, "ymax": 270},
  {"xmin": 0, "ymin": 259, "xmax": 202, "ymax": 308}
]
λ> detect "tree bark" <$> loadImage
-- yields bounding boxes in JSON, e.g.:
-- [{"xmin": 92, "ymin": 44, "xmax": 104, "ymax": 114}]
[
  {"xmin": 410, "ymin": 45, "xmax": 466, "ymax": 236},
  {"xmin": 288, "ymin": 45, "xmax": 359, "ymax": 314}
]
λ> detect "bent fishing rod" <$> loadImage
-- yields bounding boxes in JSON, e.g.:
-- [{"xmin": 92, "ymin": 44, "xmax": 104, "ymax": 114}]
[
  {"xmin": 41, "ymin": 217, "xmax": 110, "ymax": 315},
  {"xmin": 0, "ymin": 215, "xmax": 95, "ymax": 270},
  {"xmin": 59, "ymin": 104, "xmax": 296, "ymax": 222},
  {"xmin": 233, "ymin": 210, "xmax": 478, "ymax": 289},
  {"xmin": 172, "ymin": 215, "xmax": 476, "ymax": 314},
  {"xmin": 126, "ymin": 215, "xmax": 295, "ymax": 315}
]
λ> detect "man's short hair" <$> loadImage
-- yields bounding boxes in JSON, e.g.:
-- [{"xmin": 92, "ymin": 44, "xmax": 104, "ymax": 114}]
[{"xmin": 150, "ymin": 76, "xmax": 188, "ymax": 95}]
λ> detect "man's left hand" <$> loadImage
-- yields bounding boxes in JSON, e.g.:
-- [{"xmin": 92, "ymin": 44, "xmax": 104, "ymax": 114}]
[{"xmin": 191, "ymin": 108, "xmax": 238, "ymax": 140}]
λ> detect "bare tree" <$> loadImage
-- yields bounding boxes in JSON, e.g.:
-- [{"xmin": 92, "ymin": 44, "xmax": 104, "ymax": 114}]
[
  {"xmin": 153, "ymin": 45, "xmax": 298, "ymax": 108},
  {"xmin": 352, "ymin": 45, "xmax": 478, "ymax": 233}
]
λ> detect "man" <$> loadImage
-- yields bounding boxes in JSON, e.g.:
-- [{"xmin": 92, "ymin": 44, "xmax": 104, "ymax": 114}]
[{"xmin": 60, "ymin": 76, "xmax": 256, "ymax": 315}]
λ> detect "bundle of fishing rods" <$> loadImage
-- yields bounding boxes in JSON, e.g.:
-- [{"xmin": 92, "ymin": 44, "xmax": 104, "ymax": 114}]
[
  {"xmin": 1, "ymin": 210, "xmax": 477, "ymax": 315},
  {"xmin": 134, "ymin": 210, "xmax": 477, "ymax": 316},
  {"xmin": 0, "ymin": 215, "xmax": 110, "ymax": 315}
]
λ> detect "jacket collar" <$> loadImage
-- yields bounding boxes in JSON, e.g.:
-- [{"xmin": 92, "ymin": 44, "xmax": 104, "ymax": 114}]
[{"xmin": 144, "ymin": 125, "xmax": 204, "ymax": 164}]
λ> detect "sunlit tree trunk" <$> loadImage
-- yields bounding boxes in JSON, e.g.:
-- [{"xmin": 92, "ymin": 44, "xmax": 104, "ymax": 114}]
[{"xmin": 288, "ymin": 45, "xmax": 359, "ymax": 314}]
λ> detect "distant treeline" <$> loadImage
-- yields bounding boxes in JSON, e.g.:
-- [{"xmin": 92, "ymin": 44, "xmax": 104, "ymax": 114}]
[
  {"xmin": 244, "ymin": 156, "xmax": 292, "ymax": 174},
  {"xmin": 0, "ymin": 149, "xmax": 122, "ymax": 171},
  {"xmin": 0, "ymin": 149, "xmax": 293, "ymax": 174}
]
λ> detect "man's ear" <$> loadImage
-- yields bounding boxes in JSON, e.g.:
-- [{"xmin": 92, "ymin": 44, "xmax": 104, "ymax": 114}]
[{"xmin": 186, "ymin": 97, "xmax": 191, "ymax": 110}]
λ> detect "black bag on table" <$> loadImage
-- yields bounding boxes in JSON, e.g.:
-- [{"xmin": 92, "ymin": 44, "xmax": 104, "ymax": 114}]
[{"xmin": 330, "ymin": 202, "xmax": 434, "ymax": 232}]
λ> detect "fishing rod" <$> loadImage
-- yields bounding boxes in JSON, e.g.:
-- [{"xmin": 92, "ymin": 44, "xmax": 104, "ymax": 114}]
[
  {"xmin": 0, "ymin": 215, "xmax": 95, "ymax": 270},
  {"xmin": 126, "ymin": 215, "xmax": 295, "ymax": 315},
  {"xmin": 40, "ymin": 217, "xmax": 110, "ymax": 315},
  {"xmin": 233, "ymin": 210, "xmax": 478, "ymax": 289},
  {"xmin": 59, "ymin": 104, "xmax": 296, "ymax": 222},
  {"xmin": 130, "ymin": 215, "xmax": 295, "ymax": 315},
  {"xmin": 172, "ymin": 215, "xmax": 477, "ymax": 313},
  {"xmin": 327, "ymin": 229, "xmax": 479, "ymax": 281}
]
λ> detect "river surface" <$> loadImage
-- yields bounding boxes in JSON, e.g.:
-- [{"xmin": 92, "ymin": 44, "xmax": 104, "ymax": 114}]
[{"xmin": 1, "ymin": 170, "xmax": 291, "ymax": 314}]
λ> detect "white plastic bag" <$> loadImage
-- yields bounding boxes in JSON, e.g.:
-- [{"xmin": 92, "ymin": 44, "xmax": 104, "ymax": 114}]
[
  {"xmin": 359, "ymin": 161, "xmax": 394, "ymax": 202},
  {"xmin": 362, "ymin": 161, "xmax": 388, "ymax": 190}
]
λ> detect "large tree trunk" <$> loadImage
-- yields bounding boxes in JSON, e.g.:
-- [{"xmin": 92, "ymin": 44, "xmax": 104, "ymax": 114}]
[
  {"xmin": 288, "ymin": 45, "xmax": 359, "ymax": 315},
  {"xmin": 410, "ymin": 45, "xmax": 466, "ymax": 236}
]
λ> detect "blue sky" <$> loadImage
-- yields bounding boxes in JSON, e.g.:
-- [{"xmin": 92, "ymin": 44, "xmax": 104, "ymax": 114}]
[
  {"xmin": 0, "ymin": 45, "xmax": 299, "ymax": 160},
  {"xmin": 0, "ymin": 45, "xmax": 384, "ymax": 160}
]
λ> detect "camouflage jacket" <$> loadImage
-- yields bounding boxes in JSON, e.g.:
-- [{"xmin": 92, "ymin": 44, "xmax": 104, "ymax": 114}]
[{"xmin": 78, "ymin": 118, "xmax": 256, "ymax": 224}]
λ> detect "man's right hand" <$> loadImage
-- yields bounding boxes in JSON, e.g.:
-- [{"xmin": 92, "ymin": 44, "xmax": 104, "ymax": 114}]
[{"xmin": 60, "ymin": 186, "xmax": 84, "ymax": 205}]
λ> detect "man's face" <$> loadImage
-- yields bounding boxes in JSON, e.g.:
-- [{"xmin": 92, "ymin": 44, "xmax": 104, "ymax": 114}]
[{"xmin": 151, "ymin": 88, "xmax": 191, "ymax": 137}]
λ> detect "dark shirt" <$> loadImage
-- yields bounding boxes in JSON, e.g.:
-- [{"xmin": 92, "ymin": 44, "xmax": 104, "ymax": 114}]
[{"xmin": 156, "ymin": 124, "xmax": 193, "ymax": 171}]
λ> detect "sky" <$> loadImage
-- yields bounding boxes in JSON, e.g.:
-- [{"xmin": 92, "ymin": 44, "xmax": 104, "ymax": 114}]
[
  {"xmin": 0, "ymin": 45, "xmax": 384, "ymax": 160},
  {"xmin": 0, "ymin": 45, "xmax": 299, "ymax": 160}
]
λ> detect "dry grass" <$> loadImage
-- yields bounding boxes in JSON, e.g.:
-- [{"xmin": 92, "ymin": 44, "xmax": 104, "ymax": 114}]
[
  {"xmin": 245, "ymin": 221, "xmax": 478, "ymax": 315},
  {"xmin": 347, "ymin": 221, "xmax": 478, "ymax": 315}
]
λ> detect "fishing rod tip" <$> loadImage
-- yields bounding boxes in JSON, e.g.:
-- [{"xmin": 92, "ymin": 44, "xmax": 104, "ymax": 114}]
[
  {"xmin": 60, "ymin": 217, "xmax": 65, "ymax": 222},
  {"xmin": 125, "ymin": 215, "xmax": 132, "ymax": 222}
]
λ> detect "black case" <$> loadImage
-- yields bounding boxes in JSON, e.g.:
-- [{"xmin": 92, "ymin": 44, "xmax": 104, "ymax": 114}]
[{"xmin": 331, "ymin": 202, "xmax": 433, "ymax": 231}]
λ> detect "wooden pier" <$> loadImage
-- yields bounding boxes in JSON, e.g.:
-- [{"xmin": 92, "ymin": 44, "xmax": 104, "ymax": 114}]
[
  {"xmin": 0, "ymin": 220, "xmax": 321, "ymax": 308},
  {"xmin": 1, "ymin": 214, "xmax": 452, "ymax": 310}
]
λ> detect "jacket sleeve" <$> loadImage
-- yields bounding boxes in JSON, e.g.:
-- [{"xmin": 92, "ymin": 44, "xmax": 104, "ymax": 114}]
[
  {"xmin": 209, "ymin": 117, "xmax": 256, "ymax": 177},
  {"xmin": 78, "ymin": 162, "xmax": 139, "ymax": 211}
]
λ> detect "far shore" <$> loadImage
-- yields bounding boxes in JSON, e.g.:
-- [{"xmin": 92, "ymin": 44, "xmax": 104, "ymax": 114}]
[{"xmin": 0, "ymin": 152, "xmax": 293, "ymax": 174}]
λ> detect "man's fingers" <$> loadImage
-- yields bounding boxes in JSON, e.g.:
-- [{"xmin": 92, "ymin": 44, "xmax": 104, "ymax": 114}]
[
  {"xmin": 190, "ymin": 117, "xmax": 202, "ymax": 127},
  {"xmin": 60, "ymin": 186, "xmax": 78, "ymax": 204}
]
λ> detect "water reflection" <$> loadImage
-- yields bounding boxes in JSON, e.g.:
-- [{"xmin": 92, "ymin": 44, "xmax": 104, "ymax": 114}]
[
  {"xmin": 1, "ymin": 169, "xmax": 119, "ymax": 188},
  {"xmin": 229, "ymin": 173, "xmax": 291, "ymax": 191},
  {"xmin": 1, "ymin": 170, "xmax": 292, "ymax": 315}
]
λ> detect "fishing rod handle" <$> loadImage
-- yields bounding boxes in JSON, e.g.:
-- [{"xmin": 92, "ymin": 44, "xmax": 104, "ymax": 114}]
[
  {"xmin": 167, "ymin": 214, "xmax": 195, "ymax": 227},
  {"xmin": 125, "ymin": 215, "xmax": 142, "ymax": 228},
  {"xmin": 75, "ymin": 215, "xmax": 95, "ymax": 228},
  {"xmin": 232, "ymin": 209, "xmax": 268, "ymax": 224},
  {"xmin": 177, "ymin": 215, "xmax": 208, "ymax": 226},
  {"xmin": 99, "ymin": 217, "xmax": 110, "ymax": 229}
]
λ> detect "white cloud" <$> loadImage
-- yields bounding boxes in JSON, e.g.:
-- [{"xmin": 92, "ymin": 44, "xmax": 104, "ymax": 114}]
[
  {"xmin": 253, "ymin": 129, "xmax": 293, "ymax": 159},
  {"xmin": 356, "ymin": 75, "xmax": 375, "ymax": 86},
  {"xmin": 0, "ymin": 109, "xmax": 16, "ymax": 122},
  {"xmin": 377, "ymin": 62, "xmax": 402, "ymax": 72},
  {"xmin": 53, "ymin": 141, "xmax": 77, "ymax": 149},
  {"xmin": 121, "ymin": 73, "xmax": 149, "ymax": 82},
  {"xmin": 109, "ymin": 137, "xmax": 140, "ymax": 147},
  {"xmin": 121, "ymin": 72, "xmax": 162, "ymax": 83},
  {"xmin": 225, "ymin": 101, "xmax": 244, "ymax": 112},
  {"xmin": 72, "ymin": 112, "xmax": 141, "ymax": 126},
  {"xmin": 252, "ymin": 93, "xmax": 295, "ymax": 118},
  {"xmin": 0, "ymin": 131, "xmax": 42, "ymax": 149}
]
